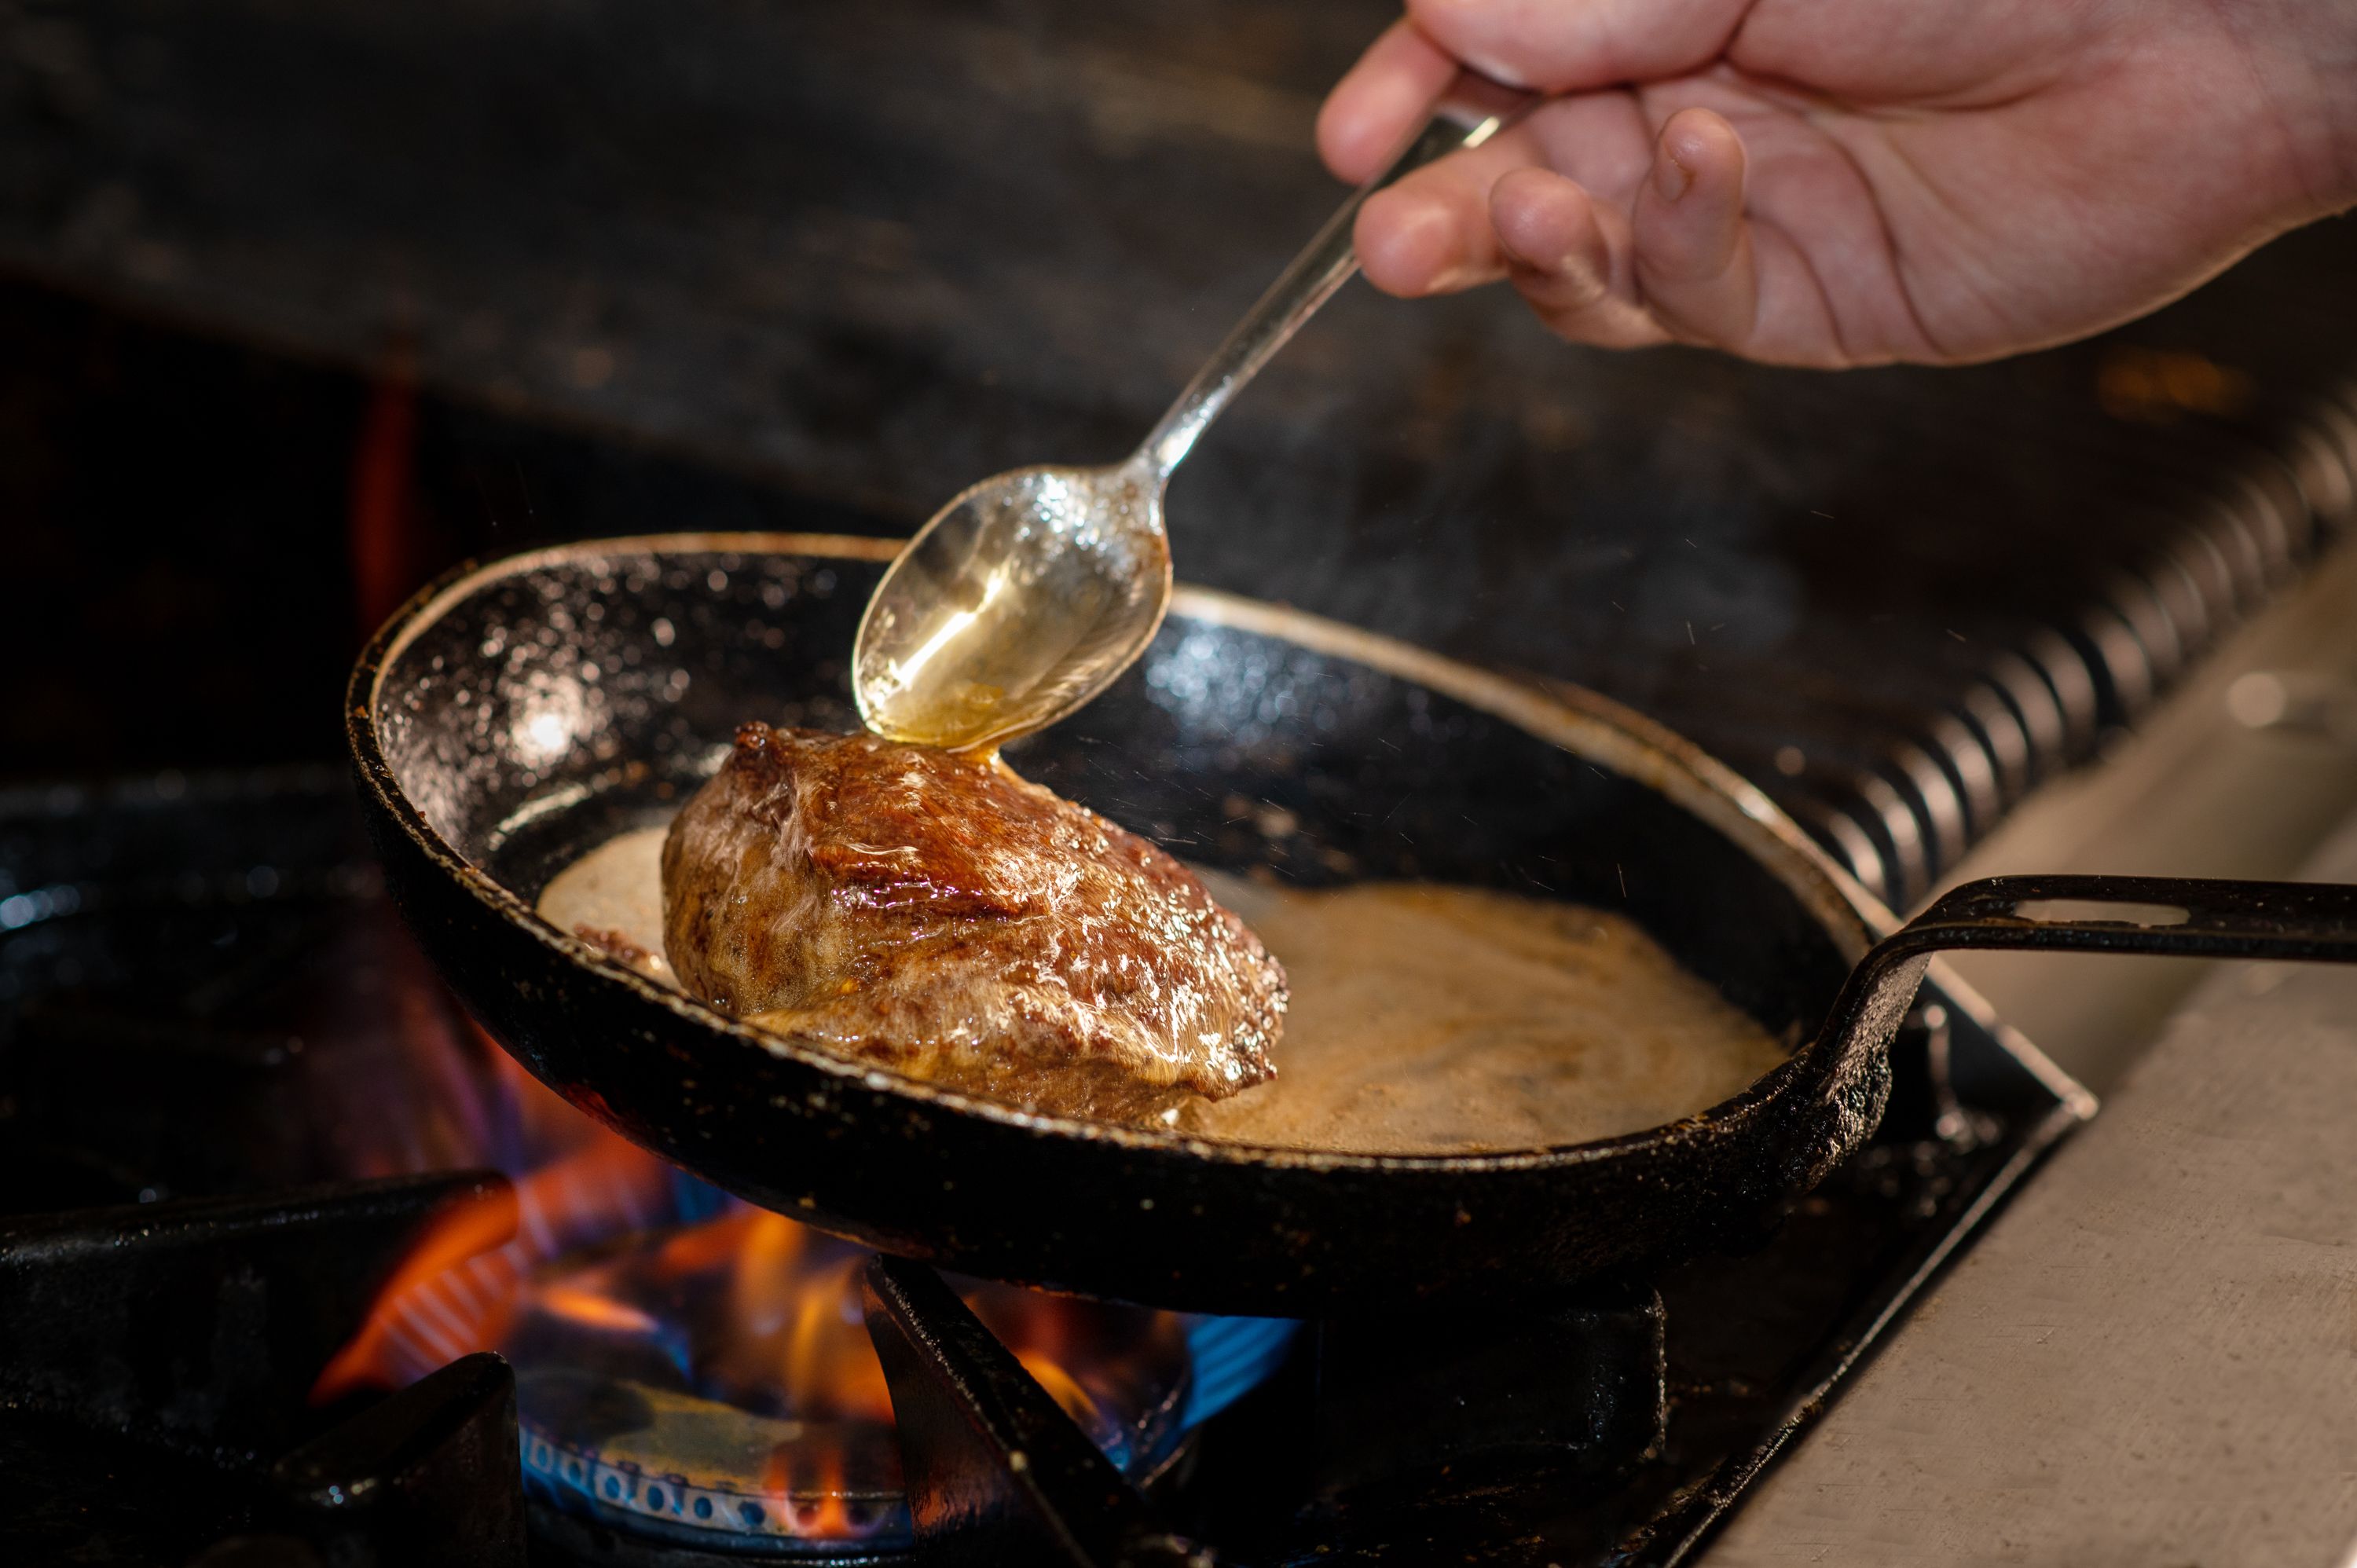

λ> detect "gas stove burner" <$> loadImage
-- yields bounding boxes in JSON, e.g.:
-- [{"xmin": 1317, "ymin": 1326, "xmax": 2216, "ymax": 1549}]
[
  {"xmin": 519, "ymin": 1368, "xmax": 908, "ymax": 1553},
  {"xmin": 321, "ymin": 1104, "xmax": 1287, "ymax": 1557},
  {"xmin": 483, "ymin": 1207, "xmax": 1234, "ymax": 1555}
]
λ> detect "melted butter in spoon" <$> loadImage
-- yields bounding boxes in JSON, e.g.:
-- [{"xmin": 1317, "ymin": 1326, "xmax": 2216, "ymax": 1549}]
[
  {"xmin": 539, "ymin": 827, "xmax": 1788, "ymax": 1155},
  {"xmin": 855, "ymin": 467, "xmax": 1168, "ymax": 752}
]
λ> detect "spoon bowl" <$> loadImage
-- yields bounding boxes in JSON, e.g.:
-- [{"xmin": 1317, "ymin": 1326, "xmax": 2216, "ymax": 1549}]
[{"xmin": 853, "ymin": 462, "xmax": 1170, "ymax": 752}]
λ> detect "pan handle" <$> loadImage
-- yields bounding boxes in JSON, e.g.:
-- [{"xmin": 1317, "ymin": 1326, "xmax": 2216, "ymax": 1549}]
[{"xmin": 1823, "ymin": 874, "xmax": 2357, "ymax": 1063}]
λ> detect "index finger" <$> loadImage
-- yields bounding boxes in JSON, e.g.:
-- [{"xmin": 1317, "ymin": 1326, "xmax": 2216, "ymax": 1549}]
[{"xmin": 1316, "ymin": 20, "xmax": 1461, "ymax": 184}]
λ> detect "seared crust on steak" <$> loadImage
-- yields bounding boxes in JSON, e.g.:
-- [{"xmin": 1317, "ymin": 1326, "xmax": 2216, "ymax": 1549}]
[{"xmin": 661, "ymin": 724, "xmax": 1285, "ymax": 1123}]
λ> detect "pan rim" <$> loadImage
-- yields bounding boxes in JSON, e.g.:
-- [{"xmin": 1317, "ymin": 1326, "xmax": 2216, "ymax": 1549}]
[{"xmin": 348, "ymin": 531, "xmax": 1881, "ymax": 1175}]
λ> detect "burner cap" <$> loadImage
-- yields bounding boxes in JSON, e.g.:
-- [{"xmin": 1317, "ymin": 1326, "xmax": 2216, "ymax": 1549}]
[{"xmin": 519, "ymin": 1368, "xmax": 908, "ymax": 1554}]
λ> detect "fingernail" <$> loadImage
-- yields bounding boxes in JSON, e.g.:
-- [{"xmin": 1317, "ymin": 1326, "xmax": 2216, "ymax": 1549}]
[{"xmin": 1654, "ymin": 145, "xmax": 1693, "ymax": 203}]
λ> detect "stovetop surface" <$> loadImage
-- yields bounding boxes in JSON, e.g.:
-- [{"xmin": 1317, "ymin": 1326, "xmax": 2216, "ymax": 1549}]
[{"xmin": 0, "ymin": 769, "xmax": 2085, "ymax": 1566}]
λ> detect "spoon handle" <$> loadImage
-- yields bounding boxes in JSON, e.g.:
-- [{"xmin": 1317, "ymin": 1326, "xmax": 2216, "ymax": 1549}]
[{"xmin": 1133, "ymin": 71, "xmax": 1540, "ymax": 481}]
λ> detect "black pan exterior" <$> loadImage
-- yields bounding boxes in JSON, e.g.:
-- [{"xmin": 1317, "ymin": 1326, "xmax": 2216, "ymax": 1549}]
[{"xmin": 349, "ymin": 535, "xmax": 1888, "ymax": 1317}]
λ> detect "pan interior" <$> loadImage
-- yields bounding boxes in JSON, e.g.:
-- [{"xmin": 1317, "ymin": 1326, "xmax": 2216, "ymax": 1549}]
[{"xmin": 372, "ymin": 540, "xmax": 1855, "ymax": 1129}]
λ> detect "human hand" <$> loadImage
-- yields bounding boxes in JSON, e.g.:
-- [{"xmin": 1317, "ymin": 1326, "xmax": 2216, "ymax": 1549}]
[{"xmin": 1318, "ymin": 0, "xmax": 2357, "ymax": 365}]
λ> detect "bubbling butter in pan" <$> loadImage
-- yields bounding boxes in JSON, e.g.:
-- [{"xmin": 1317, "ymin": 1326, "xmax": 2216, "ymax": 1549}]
[
  {"xmin": 539, "ymin": 825, "xmax": 674, "ymax": 986},
  {"xmin": 537, "ymin": 827, "xmax": 1789, "ymax": 1156},
  {"xmin": 1181, "ymin": 870, "xmax": 1788, "ymax": 1154}
]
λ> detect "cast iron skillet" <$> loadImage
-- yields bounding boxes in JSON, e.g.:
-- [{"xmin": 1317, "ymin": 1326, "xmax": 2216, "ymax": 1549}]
[{"xmin": 348, "ymin": 534, "xmax": 2357, "ymax": 1316}]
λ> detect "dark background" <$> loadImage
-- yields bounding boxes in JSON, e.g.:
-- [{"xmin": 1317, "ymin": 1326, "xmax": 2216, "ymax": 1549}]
[{"xmin": 5, "ymin": 0, "xmax": 2353, "ymax": 905}]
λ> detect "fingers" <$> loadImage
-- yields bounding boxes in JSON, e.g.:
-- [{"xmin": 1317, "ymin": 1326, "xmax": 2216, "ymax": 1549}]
[
  {"xmin": 1482, "ymin": 108, "xmax": 1769, "ymax": 357},
  {"xmin": 1320, "ymin": 0, "xmax": 1744, "ymax": 171},
  {"xmin": 1353, "ymin": 128, "xmax": 1550, "ymax": 296},
  {"xmin": 1361, "ymin": 103, "xmax": 1761, "ymax": 357},
  {"xmin": 1629, "ymin": 107, "xmax": 1761, "ymax": 350},
  {"xmin": 1349, "ymin": 91, "xmax": 1659, "ymax": 299},
  {"xmin": 1404, "ymin": 0, "xmax": 1743, "ymax": 93},
  {"xmin": 1490, "ymin": 168, "xmax": 1670, "ymax": 349},
  {"xmin": 1318, "ymin": 20, "xmax": 1459, "ymax": 184},
  {"xmin": 1345, "ymin": 83, "xmax": 1776, "ymax": 361}
]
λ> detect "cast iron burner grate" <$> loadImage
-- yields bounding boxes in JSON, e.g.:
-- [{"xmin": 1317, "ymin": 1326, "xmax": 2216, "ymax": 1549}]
[{"xmin": 0, "ymin": 771, "xmax": 2086, "ymax": 1566}]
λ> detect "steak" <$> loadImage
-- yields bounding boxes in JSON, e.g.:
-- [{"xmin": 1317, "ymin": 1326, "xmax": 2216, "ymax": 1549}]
[{"xmin": 661, "ymin": 724, "xmax": 1285, "ymax": 1124}]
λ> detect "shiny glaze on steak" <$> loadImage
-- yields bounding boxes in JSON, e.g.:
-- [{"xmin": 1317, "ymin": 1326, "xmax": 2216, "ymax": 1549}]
[{"xmin": 661, "ymin": 724, "xmax": 1285, "ymax": 1123}]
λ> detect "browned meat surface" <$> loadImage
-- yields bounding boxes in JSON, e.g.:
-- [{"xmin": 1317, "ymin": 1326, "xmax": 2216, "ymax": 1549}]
[{"xmin": 661, "ymin": 724, "xmax": 1285, "ymax": 1123}]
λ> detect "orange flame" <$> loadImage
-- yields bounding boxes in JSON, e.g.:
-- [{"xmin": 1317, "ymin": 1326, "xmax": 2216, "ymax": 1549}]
[
  {"xmin": 536, "ymin": 1282, "xmax": 663, "ymax": 1337},
  {"xmin": 314, "ymin": 1179, "xmax": 520, "ymax": 1400},
  {"xmin": 314, "ymin": 1122, "xmax": 676, "ymax": 1401},
  {"xmin": 806, "ymin": 1449, "xmax": 853, "ymax": 1537},
  {"xmin": 1017, "ymin": 1352, "xmax": 1105, "ymax": 1433},
  {"xmin": 321, "ymin": 1016, "xmax": 1199, "ymax": 1543}
]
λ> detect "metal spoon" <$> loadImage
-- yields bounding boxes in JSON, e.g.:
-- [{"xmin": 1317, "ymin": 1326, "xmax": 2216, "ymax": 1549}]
[{"xmin": 853, "ymin": 74, "xmax": 1537, "ymax": 753}]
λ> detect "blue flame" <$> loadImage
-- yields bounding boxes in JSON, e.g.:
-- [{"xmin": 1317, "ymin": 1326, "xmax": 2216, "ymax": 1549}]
[{"xmin": 1181, "ymin": 1313, "xmax": 1300, "ymax": 1427}]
